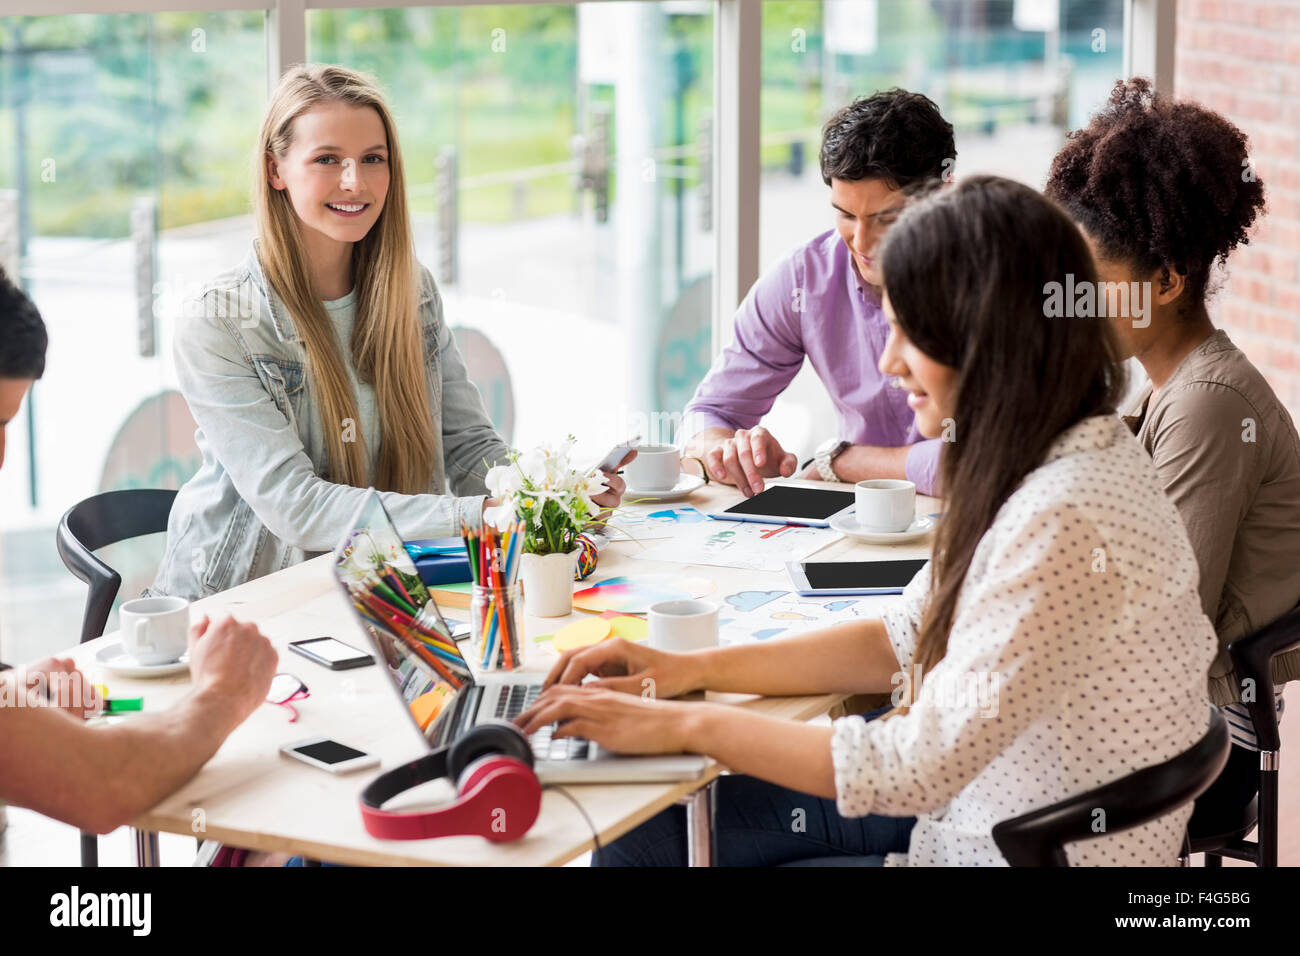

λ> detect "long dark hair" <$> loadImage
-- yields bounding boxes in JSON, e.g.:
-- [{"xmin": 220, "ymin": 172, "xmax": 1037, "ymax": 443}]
[{"xmin": 879, "ymin": 175, "xmax": 1124, "ymax": 684}]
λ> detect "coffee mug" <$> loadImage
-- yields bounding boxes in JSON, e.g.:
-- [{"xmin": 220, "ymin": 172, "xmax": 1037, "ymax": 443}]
[
  {"xmin": 119, "ymin": 596, "xmax": 191, "ymax": 665},
  {"xmin": 648, "ymin": 599, "xmax": 719, "ymax": 652},
  {"xmin": 625, "ymin": 444, "xmax": 681, "ymax": 492},
  {"xmin": 854, "ymin": 479, "xmax": 916, "ymax": 533}
]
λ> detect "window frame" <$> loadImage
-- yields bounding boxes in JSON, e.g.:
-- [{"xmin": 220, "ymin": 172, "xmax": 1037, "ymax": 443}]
[{"xmin": 5, "ymin": 0, "xmax": 1160, "ymax": 355}]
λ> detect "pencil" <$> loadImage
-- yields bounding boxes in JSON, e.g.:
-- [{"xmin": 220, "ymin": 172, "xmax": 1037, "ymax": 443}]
[
  {"xmin": 358, "ymin": 596, "xmax": 464, "ymax": 689},
  {"xmin": 382, "ymin": 568, "xmax": 418, "ymax": 610}
]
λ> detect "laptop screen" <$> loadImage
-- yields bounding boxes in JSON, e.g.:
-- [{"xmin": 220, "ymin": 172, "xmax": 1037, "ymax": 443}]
[{"xmin": 332, "ymin": 490, "xmax": 474, "ymax": 747}]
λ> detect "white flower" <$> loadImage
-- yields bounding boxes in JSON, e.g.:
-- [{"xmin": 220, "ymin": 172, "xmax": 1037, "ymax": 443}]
[
  {"xmin": 484, "ymin": 463, "xmax": 516, "ymax": 500},
  {"xmin": 489, "ymin": 437, "xmax": 609, "ymax": 551},
  {"xmin": 580, "ymin": 472, "xmax": 607, "ymax": 514}
]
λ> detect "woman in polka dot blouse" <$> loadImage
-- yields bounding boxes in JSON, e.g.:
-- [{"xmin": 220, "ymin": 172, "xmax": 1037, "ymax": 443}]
[{"xmin": 517, "ymin": 176, "xmax": 1218, "ymax": 866}]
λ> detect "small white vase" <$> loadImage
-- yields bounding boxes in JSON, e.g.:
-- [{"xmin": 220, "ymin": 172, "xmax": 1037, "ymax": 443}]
[{"xmin": 520, "ymin": 549, "xmax": 579, "ymax": 618}]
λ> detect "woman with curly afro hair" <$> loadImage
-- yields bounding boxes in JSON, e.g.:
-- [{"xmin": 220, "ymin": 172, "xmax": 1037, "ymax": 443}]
[{"xmin": 1046, "ymin": 77, "xmax": 1300, "ymax": 852}]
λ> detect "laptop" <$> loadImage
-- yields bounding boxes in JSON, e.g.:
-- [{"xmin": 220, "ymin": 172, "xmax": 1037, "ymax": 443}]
[{"xmin": 332, "ymin": 490, "xmax": 711, "ymax": 784}]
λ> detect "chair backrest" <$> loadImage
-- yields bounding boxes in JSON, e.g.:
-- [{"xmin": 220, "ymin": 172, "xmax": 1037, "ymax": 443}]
[
  {"xmin": 1229, "ymin": 604, "xmax": 1300, "ymax": 753},
  {"xmin": 55, "ymin": 489, "xmax": 178, "ymax": 644},
  {"xmin": 992, "ymin": 708, "xmax": 1230, "ymax": 866}
]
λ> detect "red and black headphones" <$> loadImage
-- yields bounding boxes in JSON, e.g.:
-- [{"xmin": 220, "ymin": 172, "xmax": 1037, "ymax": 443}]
[{"xmin": 359, "ymin": 721, "xmax": 541, "ymax": 842}]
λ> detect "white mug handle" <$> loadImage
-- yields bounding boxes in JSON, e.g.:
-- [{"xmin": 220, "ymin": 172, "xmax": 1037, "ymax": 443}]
[{"xmin": 134, "ymin": 619, "xmax": 154, "ymax": 653}]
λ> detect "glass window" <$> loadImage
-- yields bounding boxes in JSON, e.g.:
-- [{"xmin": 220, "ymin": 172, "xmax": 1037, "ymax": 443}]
[
  {"xmin": 0, "ymin": 12, "xmax": 266, "ymax": 661},
  {"xmin": 755, "ymin": 0, "xmax": 1126, "ymax": 457},
  {"xmin": 309, "ymin": 3, "xmax": 716, "ymax": 455}
]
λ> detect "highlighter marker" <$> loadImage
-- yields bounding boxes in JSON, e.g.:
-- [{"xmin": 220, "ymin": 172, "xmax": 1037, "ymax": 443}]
[{"xmin": 94, "ymin": 684, "xmax": 143, "ymax": 714}]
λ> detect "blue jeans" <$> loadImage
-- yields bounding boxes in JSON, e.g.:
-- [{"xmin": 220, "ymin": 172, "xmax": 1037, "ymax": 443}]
[{"xmin": 593, "ymin": 704, "xmax": 914, "ymax": 867}]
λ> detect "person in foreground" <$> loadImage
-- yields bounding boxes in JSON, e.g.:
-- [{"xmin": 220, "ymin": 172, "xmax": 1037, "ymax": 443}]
[
  {"xmin": 518, "ymin": 177, "xmax": 1218, "ymax": 866},
  {"xmin": 679, "ymin": 89, "xmax": 955, "ymax": 497},
  {"xmin": 152, "ymin": 64, "xmax": 629, "ymax": 602},
  {"xmin": 0, "ymin": 268, "xmax": 277, "ymax": 836},
  {"xmin": 1045, "ymin": 77, "xmax": 1300, "ymax": 838}
]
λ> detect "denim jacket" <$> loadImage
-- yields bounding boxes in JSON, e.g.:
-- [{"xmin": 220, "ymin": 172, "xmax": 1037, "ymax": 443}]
[{"xmin": 151, "ymin": 241, "xmax": 510, "ymax": 601}]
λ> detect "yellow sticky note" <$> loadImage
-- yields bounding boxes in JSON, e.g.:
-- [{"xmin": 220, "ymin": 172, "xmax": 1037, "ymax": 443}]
[
  {"xmin": 609, "ymin": 616, "xmax": 648, "ymax": 642},
  {"xmin": 552, "ymin": 618, "xmax": 612, "ymax": 653}
]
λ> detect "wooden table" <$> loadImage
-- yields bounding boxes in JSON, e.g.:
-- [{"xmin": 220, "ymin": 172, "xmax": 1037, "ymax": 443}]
[{"xmin": 64, "ymin": 479, "xmax": 935, "ymax": 866}]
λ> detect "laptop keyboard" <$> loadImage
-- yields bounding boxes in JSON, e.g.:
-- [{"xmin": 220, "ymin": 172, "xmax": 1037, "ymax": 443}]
[{"xmin": 493, "ymin": 683, "xmax": 590, "ymax": 762}]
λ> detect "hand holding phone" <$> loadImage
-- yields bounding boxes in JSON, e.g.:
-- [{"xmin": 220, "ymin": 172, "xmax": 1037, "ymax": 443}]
[{"xmin": 588, "ymin": 435, "xmax": 641, "ymax": 475}]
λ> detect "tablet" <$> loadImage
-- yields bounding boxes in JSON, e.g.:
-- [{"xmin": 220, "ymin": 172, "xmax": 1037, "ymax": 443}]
[
  {"xmin": 786, "ymin": 558, "xmax": 928, "ymax": 596},
  {"xmin": 706, "ymin": 484, "xmax": 856, "ymax": 527}
]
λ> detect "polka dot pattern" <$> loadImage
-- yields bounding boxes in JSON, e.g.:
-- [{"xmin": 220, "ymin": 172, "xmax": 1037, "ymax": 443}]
[{"xmin": 831, "ymin": 416, "xmax": 1218, "ymax": 866}]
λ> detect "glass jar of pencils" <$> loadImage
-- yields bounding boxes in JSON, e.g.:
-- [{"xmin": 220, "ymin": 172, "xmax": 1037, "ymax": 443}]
[{"xmin": 471, "ymin": 582, "xmax": 525, "ymax": 672}]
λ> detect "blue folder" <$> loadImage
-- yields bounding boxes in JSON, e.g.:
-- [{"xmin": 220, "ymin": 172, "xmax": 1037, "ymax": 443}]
[{"xmin": 404, "ymin": 538, "xmax": 473, "ymax": 587}]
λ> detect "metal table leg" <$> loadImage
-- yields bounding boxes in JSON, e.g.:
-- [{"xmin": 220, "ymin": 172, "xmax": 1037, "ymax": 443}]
[
  {"xmin": 683, "ymin": 781, "xmax": 716, "ymax": 867},
  {"xmin": 132, "ymin": 828, "xmax": 161, "ymax": 867}
]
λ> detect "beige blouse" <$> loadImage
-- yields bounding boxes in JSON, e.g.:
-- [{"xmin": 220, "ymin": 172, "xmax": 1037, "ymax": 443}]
[{"xmin": 1122, "ymin": 329, "xmax": 1300, "ymax": 709}]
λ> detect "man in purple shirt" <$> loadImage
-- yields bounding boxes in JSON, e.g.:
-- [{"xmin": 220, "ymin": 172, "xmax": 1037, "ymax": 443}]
[{"xmin": 681, "ymin": 90, "xmax": 955, "ymax": 497}]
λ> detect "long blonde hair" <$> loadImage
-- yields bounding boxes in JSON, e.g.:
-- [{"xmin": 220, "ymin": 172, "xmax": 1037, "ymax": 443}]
[{"xmin": 254, "ymin": 64, "xmax": 437, "ymax": 494}]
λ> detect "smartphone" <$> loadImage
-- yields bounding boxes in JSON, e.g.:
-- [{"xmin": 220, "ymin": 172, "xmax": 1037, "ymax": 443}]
[
  {"xmin": 288, "ymin": 637, "xmax": 375, "ymax": 670},
  {"xmin": 587, "ymin": 435, "xmax": 641, "ymax": 474},
  {"xmin": 786, "ymin": 558, "xmax": 928, "ymax": 596},
  {"xmin": 280, "ymin": 737, "xmax": 380, "ymax": 775}
]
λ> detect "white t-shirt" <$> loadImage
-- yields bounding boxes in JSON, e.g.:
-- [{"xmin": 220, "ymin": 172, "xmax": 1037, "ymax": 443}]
[
  {"xmin": 830, "ymin": 415, "xmax": 1218, "ymax": 866},
  {"xmin": 323, "ymin": 289, "xmax": 380, "ymax": 476}
]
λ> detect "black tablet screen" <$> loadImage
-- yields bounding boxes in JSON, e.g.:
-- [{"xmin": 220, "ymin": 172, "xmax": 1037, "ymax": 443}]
[
  {"xmin": 722, "ymin": 485, "xmax": 855, "ymax": 520},
  {"xmin": 801, "ymin": 559, "xmax": 927, "ymax": 591}
]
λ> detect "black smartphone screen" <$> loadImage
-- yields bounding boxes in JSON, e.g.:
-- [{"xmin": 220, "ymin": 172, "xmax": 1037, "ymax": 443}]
[
  {"xmin": 722, "ymin": 485, "xmax": 854, "ymax": 520},
  {"xmin": 294, "ymin": 740, "xmax": 367, "ymax": 764},
  {"xmin": 800, "ymin": 559, "xmax": 927, "ymax": 591}
]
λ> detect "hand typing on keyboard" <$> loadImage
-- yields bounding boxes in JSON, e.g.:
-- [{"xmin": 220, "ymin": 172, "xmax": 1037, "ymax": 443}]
[
  {"xmin": 494, "ymin": 684, "xmax": 591, "ymax": 762},
  {"xmin": 542, "ymin": 635, "xmax": 705, "ymax": 701},
  {"xmin": 514, "ymin": 683, "xmax": 702, "ymax": 757}
]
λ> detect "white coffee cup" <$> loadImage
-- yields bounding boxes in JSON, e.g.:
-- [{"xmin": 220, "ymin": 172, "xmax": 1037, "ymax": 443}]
[
  {"xmin": 854, "ymin": 479, "xmax": 916, "ymax": 533},
  {"xmin": 625, "ymin": 444, "xmax": 681, "ymax": 491},
  {"xmin": 648, "ymin": 599, "xmax": 719, "ymax": 652},
  {"xmin": 119, "ymin": 596, "xmax": 191, "ymax": 665}
]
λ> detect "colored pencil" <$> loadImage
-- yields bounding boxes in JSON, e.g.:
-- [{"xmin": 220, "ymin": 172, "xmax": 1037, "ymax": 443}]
[
  {"xmin": 381, "ymin": 568, "xmax": 418, "ymax": 611},
  {"xmin": 352, "ymin": 593, "xmax": 464, "ymax": 689}
]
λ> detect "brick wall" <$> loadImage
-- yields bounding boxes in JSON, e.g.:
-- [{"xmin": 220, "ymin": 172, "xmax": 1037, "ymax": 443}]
[{"xmin": 1174, "ymin": 0, "xmax": 1300, "ymax": 415}]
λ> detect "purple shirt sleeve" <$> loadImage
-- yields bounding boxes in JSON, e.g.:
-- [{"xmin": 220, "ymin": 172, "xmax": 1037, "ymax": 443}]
[
  {"xmin": 680, "ymin": 257, "xmax": 805, "ymax": 441},
  {"xmin": 905, "ymin": 438, "xmax": 944, "ymax": 497}
]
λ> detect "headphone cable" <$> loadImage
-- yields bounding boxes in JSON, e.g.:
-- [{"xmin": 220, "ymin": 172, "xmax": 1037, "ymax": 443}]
[{"xmin": 544, "ymin": 784, "xmax": 602, "ymax": 856}]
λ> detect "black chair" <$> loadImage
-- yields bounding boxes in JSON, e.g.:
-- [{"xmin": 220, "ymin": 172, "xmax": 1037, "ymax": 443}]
[
  {"xmin": 55, "ymin": 489, "xmax": 177, "ymax": 866},
  {"xmin": 1186, "ymin": 605, "xmax": 1300, "ymax": 868},
  {"xmin": 992, "ymin": 708, "xmax": 1229, "ymax": 866}
]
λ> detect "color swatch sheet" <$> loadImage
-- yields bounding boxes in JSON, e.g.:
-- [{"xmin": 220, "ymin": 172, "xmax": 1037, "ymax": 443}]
[
  {"xmin": 571, "ymin": 574, "xmax": 714, "ymax": 614},
  {"xmin": 717, "ymin": 588, "xmax": 899, "ymax": 645},
  {"xmin": 628, "ymin": 519, "xmax": 842, "ymax": 571}
]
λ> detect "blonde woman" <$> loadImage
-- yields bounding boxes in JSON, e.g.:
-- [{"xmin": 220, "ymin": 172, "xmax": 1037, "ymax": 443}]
[{"xmin": 153, "ymin": 65, "xmax": 629, "ymax": 601}]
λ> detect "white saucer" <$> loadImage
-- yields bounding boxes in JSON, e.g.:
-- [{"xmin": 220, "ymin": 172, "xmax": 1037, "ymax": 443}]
[
  {"xmin": 623, "ymin": 473, "xmax": 706, "ymax": 503},
  {"xmin": 95, "ymin": 642, "xmax": 190, "ymax": 678},
  {"xmin": 830, "ymin": 511, "xmax": 936, "ymax": 544}
]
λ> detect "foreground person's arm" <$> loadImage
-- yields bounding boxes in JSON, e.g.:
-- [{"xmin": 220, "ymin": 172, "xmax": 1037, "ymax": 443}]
[{"xmin": 0, "ymin": 615, "xmax": 276, "ymax": 834}]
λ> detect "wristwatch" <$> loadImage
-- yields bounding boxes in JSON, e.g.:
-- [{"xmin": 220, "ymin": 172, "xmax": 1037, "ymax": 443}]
[{"xmin": 813, "ymin": 439, "xmax": 851, "ymax": 483}]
